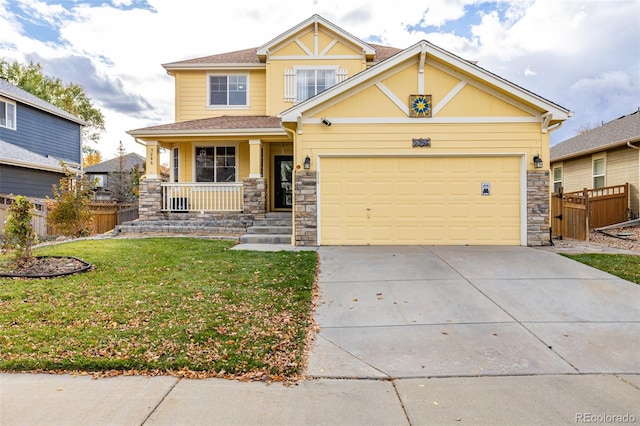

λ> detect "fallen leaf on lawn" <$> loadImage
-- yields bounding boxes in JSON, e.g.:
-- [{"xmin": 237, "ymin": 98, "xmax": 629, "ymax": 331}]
[{"xmin": 441, "ymin": 332, "xmax": 448, "ymax": 335}]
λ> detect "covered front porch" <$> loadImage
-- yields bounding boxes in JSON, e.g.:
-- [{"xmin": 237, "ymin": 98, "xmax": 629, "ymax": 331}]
[{"xmin": 124, "ymin": 116, "xmax": 296, "ymax": 242}]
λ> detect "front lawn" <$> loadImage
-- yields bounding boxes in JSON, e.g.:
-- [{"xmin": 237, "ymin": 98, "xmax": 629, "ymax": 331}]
[
  {"xmin": 562, "ymin": 253, "xmax": 640, "ymax": 284},
  {"xmin": 0, "ymin": 238, "xmax": 318, "ymax": 380}
]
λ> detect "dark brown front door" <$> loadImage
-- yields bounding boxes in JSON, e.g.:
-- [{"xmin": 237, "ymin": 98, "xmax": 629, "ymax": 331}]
[{"xmin": 274, "ymin": 155, "xmax": 293, "ymax": 209}]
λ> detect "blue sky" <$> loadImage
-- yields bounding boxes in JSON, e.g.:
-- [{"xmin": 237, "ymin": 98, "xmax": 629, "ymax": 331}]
[{"xmin": 1, "ymin": 0, "xmax": 639, "ymax": 160}]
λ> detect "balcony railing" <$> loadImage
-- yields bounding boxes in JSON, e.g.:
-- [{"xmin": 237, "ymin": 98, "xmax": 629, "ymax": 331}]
[{"xmin": 161, "ymin": 183, "xmax": 244, "ymax": 212}]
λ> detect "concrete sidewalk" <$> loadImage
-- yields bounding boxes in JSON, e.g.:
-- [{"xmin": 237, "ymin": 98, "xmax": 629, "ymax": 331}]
[{"xmin": 1, "ymin": 246, "xmax": 639, "ymax": 425}]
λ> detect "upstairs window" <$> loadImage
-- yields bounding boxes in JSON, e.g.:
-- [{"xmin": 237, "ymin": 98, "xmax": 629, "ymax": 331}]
[
  {"xmin": 0, "ymin": 98, "xmax": 16, "ymax": 130},
  {"xmin": 552, "ymin": 166, "xmax": 562, "ymax": 193},
  {"xmin": 208, "ymin": 75, "xmax": 248, "ymax": 107},
  {"xmin": 592, "ymin": 157, "xmax": 605, "ymax": 188},
  {"xmin": 195, "ymin": 146, "xmax": 236, "ymax": 182},
  {"xmin": 284, "ymin": 67, "xmax": 348, "ymax": 102}
]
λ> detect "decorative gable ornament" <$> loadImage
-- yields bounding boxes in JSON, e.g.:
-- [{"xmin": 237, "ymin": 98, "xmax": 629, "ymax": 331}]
[{"xmin": 409, "ymin": 94, "xmax": 432, "ymax": 117}]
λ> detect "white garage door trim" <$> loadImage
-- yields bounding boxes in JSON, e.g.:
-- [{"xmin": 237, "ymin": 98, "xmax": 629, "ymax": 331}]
[{"xmin": 316, "ymin": 153, "xmax": 527, "ymax": 246}]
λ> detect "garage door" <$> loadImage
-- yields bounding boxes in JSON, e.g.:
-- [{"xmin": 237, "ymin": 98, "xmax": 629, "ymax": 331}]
[{"xmin": 319, "ymin": 156, "xmax": 522, "ymax": 245}]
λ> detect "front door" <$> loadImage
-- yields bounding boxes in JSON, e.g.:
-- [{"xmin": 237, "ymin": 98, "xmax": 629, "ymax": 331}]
[{"xmin": 274, "ymin": 155, "xmax": 293, "ymax": 209}]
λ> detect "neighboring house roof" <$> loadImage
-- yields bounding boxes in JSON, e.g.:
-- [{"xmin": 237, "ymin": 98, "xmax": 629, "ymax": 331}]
[
  {"xmin": 0, "ymin": 78, "xmax": 86, "ymax": 126},
  {"xmin": 280, "ymin": 40, "xmax": 572, "ymax": 124},
  {"xmin": 0, "ymin": 139, "xmax": 80, "ymax": 173},
  {"xmin": 85, "ymin": 152, "xmax": 146, "ymax": 173},
  {"xmin": 128, "ymin": 116, "xmax": 286, "ymax": 137},
  {"xmin": 551, "ymin": 110, "xmax": 640, "ymax": 161}
]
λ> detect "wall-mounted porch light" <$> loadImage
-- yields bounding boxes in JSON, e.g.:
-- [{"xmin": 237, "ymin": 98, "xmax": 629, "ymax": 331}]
[
  {"xmin": 303, "ymin": 156, "xmax": 311, "ymax": 169},
  {"xmin": 533, "ymin": 154, "xmax": 543, "ymax": 169}
]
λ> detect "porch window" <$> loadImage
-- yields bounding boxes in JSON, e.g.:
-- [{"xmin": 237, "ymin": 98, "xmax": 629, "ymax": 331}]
[
  {"xmin": 208, "ymin": 74, "xmax": 248, "ymax": 107},
  {"xmin": 195, "ymin": 146, "xmax": 236, "ymax": 182},
  {"xmin": 552, "ymin": 166, "xmax": 562, "ymax": 193},
  {"xmin": 593, "ymin": 157, "xmax": 605, "ymax": 188},
  {"xmin": 0, "ymin": 98, "xmax": 16, "ymax": 130},
  {"xmin": 172, "ymin": 148, "xmax": 179, "ymax": 182}
]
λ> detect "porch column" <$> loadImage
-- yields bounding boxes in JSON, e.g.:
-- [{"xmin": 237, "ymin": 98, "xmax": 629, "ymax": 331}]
[
  {"xmin": 249, "ymin": 139, "xmax": 262, "ymax": 178},
  {"xmin": 145, "ymin": 141, "xmax": 161, "ymax": 179}
]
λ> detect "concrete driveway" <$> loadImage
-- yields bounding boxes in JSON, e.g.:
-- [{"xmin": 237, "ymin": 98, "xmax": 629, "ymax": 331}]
[{"xmin": 306, "ymin": 246, "xmax": 640, "ymax": 379}]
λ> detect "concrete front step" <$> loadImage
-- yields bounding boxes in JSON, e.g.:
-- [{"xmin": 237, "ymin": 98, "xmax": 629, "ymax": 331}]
[
  {"xmin": 238, "ymin": 234, "xmax": 292, "ymax": 244},
  {"xmin": 247, "ymin": 226, "xmax": 293, "ymax": 234}
]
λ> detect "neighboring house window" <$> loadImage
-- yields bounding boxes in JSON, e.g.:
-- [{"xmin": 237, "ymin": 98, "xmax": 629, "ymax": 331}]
[
  {"xmin": 172, "ymin": 148, "xmax": 179, "ymax": 183},
  {"xmin": 195, "ymin": 146, "xmax": 236, "ymax": 182},
  {"xmin": 552, "ymin": 166, "xmax": 562, "ymax": 193},
  {"xmin": 284, "ymin": 67, "xmax": 348, "ymax": 102},
  {"xmin": 93, "ymin": 174, "xmax": 106, "ymax": 188},
  {"xmin": 0, "ymin": 98, "xmax": 16, "ymax": 130},
  {"xmin": 593, "ymin": 157, "xmax": 606, "ymax": 188},
  {"xmin": 208, "ymin": 75, "xmax": 248, "ymax": 106}
]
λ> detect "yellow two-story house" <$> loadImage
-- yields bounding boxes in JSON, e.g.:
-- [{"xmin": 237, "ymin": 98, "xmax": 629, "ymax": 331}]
[{"xmin": 128, "ymin": 14, "xmax": 571, "ymax": 246}]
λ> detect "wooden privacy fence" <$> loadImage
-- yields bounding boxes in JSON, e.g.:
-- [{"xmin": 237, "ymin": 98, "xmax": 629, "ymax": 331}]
[
  {"xmin": 551, "ymin": 183, "xmax": 629, "ymax": 241},
  {"xmin": 88, "ymin": 202, "xmax": 139, "ymax": 235},
  {"xmin": 0, "ymin": 195, "xmax": 48, "ymax": 237}
]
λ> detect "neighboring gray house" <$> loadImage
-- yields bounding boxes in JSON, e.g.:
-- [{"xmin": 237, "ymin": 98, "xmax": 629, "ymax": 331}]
[
  {"xmin": 0, "ymin": 78, "xmax": 84, "ymax": 198},
  {"xmin": 85, "ymin": 152, "xmax": 145, "ymax": 200},
  {"xmin": 550, "ymin": 110, "xmax": 640, "ymax": 218}
]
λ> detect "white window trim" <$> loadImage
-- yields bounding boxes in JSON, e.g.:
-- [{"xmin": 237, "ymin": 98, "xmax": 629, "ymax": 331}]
[
  {"xmin": 284, "ymin": 66, "xmax": 347, "ymax": 103},
  {"xmin": 192, "ymin": 142, "xmax": 239, "ymax": 183},
  {"xmin": 552, "ymin": 165, "xmax": 562, "ymax": 193},
  {"xmin": 0, "ymin": 97, "xmax": 17, "ymax": 130},
  {"xmin": 206, "ymin": 73, "xmax": 250, "ymax": 109},
  {"xmin": 172, "ymin": 147, "xmax": 179, "ymax": 183},
  {"xmin": 592, "ymin": 155, "xmax": 606, "ymax": 188}
]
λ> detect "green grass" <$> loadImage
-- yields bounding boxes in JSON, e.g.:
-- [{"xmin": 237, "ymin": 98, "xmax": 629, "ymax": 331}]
[
  {"xmin": 562, "ymin": 253, "xmax": 640, "ymax": 284},
  {"xmin": 0, "ymin": 238, "xmax": 318, "ymax": 380}
]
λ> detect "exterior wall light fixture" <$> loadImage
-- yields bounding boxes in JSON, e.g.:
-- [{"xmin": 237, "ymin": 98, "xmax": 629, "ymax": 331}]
[
  {"xmin": 533, "ymin": 154, "xmax": 543, "ymax": 169},
  {"xmin": 303, "ymin": 156, "xmax": 311, "ymax": 169}
]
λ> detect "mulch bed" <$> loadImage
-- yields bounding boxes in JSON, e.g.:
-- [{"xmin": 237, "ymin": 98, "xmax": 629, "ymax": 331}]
[{"xmin": 0, "ymin": 256, "xmax": 93, "ymax": 278}]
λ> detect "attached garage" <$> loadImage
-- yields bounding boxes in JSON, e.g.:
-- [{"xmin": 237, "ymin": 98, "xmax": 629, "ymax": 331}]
[{"xmin": 319, "ymin": 156, "xmax": 524, "ymax": 245}]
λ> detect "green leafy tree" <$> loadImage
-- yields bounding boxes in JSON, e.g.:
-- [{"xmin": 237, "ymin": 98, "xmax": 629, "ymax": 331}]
[
  {"xmin": 0, "ymin": 59, "xmax": 106, "ymax": 154},
  {"xmin": 2, "ymin": 195, "xmax": 38, "ymax": 266},
  {"xmin": 47, "ymin": 166, "xmax": 96, "ymax": 237}
]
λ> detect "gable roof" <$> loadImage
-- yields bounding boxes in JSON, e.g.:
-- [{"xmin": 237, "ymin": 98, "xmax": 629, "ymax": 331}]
[
  {"xmin": 280, "ymin": 40, "xmax": 572, "ymax": 124},
  {"xmin": 128, "ymin": 115, "xmax": 285, "ymax": 137},
  {"xmin": 256, "ymin": 14, "xmax": 376, "ymax": 60},
  {"xmin": 551, "ymin": 110, "xmax": 640, "ymax": 161},
  {"xmin": 0, "ymin": 139, "xmax": 81, "ymax": 173},
  {"xmin": 85, "ymin": 152, "xmax": 145, "ymax": 173},
  {"xmin": 0, "ymin": 79, "xmax": 86, "ymax": 125},
  {"xmin": 162, "ymin": 15, "xmax": 401, "ymax": 71}
]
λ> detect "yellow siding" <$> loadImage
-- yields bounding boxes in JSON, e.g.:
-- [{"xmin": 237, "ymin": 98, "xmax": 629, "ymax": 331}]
[
  {"xmin": 174, "ymin": 70, "xmax": 266, "ymax": 122},
  {"xmin": 320, "ymin": 84, "xmax": 408, "ymax": 117},
  {"xmin": 272, "ymin": 41, "xmax": 308, "ymax": 56},
  {"xmin": 438, "ymin": 84, "xmax": 532, "ymax": 117},
  {"xmin": 425, "ymin": 65, "xmax": 463, "ymax": 106},
  {"xmin": 560, "ymin": 156, "xmax": 594, "ymax": 191}
]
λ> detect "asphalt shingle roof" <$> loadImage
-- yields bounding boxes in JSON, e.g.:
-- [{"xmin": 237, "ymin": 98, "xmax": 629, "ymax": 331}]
[
  {"xmin": 128, "ymin": 116, "xmax": 283, "ymax": 134},
  {"xmin": 0, "ymin": 139, "xmax": 69, "ymax": 171},
  {"xmin": 0, "ymin": 79, "xmax": 85, "ymax": 125},
  {"xmin": 85, "ymin": 152, "xmax": 145, "ymax": 173},
  {"xmin": 551, "ymin": 110, "xmax": 640, "ymax": 160}
]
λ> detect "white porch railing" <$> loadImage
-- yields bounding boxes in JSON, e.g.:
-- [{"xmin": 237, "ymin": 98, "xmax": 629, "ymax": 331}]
[{"xmin": 161, "ymin": 183, "xmax": 244, "ymax": 212}]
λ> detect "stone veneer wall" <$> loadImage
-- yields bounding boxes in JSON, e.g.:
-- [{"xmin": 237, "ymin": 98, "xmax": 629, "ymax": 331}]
[
  {"xmin": 527, "ymin": 170, "xmax": 551, "ymax": 246},
  {"xmin": 138, "ymin": 178, "xmax": 163, "ymax": 221},
  {"xmin": 243, "ymin": 178, "xmax": 267, "ymax": 218},
  {"xmin": 294, "ymin": 170, "xmax": 317, "ymax": 246}
]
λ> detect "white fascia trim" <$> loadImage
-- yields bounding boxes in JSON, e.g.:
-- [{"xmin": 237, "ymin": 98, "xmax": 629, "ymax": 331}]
[
  {"xmin": 304, "ymin": 116, "xmax": 540, "ymax": 125},
  {"xmin": 127, "ymin": 128, "xmax": 288, "ymax": 138},
  {"xmin": 0, "ymin": 158, "xmax": 80, "ymax": 174},
  {"xmin": 163, "ymin": 64, "xmax": 265, "ymax": 71}
]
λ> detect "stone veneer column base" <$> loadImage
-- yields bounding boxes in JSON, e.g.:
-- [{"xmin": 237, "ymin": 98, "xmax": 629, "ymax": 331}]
[
  {"xmin": 138, "ymin": 178, "xmax": 163, "ymax": 221},
  {"xmin": 243, "ymin": 178, "xmax": 267, "ymax": 218},
  {"xmin": 527, "ymin": 170, "xmax": 551, "ymax": 246},
  {"xmin": 294, "ymin": 171, "xmax": 317, "ymax": 246}
]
